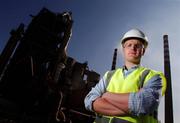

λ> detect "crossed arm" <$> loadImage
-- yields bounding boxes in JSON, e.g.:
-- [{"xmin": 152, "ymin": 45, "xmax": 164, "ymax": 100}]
[
  {"xmin": 93, "ymin": 92, "xmax": 130, "ymax": 116},
  {"xmin": 84, "ymin": 73, "xmax": 163, "ymax": 116}
]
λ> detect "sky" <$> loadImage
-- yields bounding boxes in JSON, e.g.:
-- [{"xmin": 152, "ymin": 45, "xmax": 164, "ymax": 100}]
[{"xmin": 0, "ymin": 0, "xmax": 179, "ymax": 122}]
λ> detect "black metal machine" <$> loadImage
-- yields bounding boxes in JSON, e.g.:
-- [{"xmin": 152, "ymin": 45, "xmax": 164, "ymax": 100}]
[{"xmin": 0, "ymin": 8, "xmax": 100, "ymax": 123}]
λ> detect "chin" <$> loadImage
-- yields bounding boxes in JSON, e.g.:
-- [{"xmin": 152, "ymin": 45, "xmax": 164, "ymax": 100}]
[{"xmin": 127, "ymin": 58, "xmax": 140, "ymax": 63}]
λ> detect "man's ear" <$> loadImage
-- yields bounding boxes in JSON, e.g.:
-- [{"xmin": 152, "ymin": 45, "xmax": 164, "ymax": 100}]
[{"xmin": 141, "ymin": 48, "xmax": 145, "ymax": 56}]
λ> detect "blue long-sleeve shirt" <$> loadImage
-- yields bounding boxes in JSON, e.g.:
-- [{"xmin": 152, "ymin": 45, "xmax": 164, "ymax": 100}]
[{"xmin": 84, "ymin": 66, "xmax": 163, "ymax": 116}]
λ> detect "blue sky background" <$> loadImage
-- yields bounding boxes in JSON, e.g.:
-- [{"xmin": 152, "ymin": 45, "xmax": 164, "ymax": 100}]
[{"xmin": 0, "ymin": 0, "xmax": 179, "ymax": 122}]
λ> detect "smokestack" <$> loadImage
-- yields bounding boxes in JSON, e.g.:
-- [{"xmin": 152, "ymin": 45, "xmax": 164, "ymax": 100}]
[
  {"xmin": 111, "ymin": 48, "xmax": 118, "ymax": 70},
  {"xmin": 163, "ymin": 35, "xmax": 174, "ymax": 123}
]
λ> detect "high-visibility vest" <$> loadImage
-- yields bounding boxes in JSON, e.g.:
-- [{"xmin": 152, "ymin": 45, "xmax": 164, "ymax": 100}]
[{"xmin": 94, "ymin": 66, "xmax": 166, "ymax": 123}]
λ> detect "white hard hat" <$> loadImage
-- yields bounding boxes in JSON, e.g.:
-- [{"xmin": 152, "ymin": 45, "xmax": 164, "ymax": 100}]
[{"xmin": 121, "ymin": 28, "xmax": 148, "ymax": 48}]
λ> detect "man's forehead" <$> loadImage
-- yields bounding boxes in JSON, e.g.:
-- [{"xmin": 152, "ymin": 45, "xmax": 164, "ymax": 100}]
[{"xmin": 124, "ymin": 39, "xmax": 143, "ymax": 44}]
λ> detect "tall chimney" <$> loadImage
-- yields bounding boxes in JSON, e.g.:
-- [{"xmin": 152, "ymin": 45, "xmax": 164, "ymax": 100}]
[
  {"xmin": 111, "ymin": 48, "xmax": 118, "ymax": 70},
  {"xmin": 164, "ymin": 35, "xmax": 174, "ymax": 123}
]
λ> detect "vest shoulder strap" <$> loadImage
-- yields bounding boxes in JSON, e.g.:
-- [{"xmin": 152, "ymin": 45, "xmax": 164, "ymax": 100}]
[
  {"xmin": 105, "ymin": 70, "xmax": 117, "ymax": 87},
  {"xmin": 138, "ymin": 69, "xmax": 150, "ymax": 89}
]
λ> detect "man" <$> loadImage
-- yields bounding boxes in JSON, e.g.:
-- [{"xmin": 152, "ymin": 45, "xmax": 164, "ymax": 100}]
[{"xmin": 84, "ymin": 28, "xmax": 166, "ymax": 123}]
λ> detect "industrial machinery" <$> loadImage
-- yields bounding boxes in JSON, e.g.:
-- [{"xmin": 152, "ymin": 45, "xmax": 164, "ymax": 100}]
[{"xmin": 0, "ymin": 8, "xmax": 100, "ymax": 123}]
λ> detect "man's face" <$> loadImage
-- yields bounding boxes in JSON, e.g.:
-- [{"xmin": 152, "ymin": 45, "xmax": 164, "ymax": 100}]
[{"xmin": 122, "ymin": 39, "xmax": 145, "ymax": 64}]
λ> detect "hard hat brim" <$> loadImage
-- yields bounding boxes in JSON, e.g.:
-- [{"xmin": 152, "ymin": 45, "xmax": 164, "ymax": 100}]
[{"xmin": 121, "ymin": 37, "xmax": 148, "ymax": 48}]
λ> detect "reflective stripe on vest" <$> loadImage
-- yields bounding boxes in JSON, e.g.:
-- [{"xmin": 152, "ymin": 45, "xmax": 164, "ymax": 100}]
[
  {"xmin": 94, "ymin": 116, "xmax": 133, "ymax": 123},
  {"xmin": 102, "ymin": 66, "xmax": 166, "ymax": 123}
]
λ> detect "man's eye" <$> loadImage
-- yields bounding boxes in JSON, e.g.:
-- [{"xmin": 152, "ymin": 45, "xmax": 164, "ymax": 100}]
[{"xmin": 126, "ymin": 44, "xmax": 132, "ymax": 47}]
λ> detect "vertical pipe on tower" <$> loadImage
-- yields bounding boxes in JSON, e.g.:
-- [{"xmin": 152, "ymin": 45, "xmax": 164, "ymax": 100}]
[
  {"xmin": 164, "ymin": 35, "xmax": 174, "ymax": 123},
  {"xmin": 0, "ymin": 24, "xmax": 24, "ymax": 77},
  {"xmin": 111, "ymin": 48, "xmax": 117, "ymax": 70}
]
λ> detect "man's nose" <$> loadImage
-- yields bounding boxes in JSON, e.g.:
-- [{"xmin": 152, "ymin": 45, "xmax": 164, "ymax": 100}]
[{"xmin": 130, "ymin": 45, "xmax": 137, "ymax": 50}]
